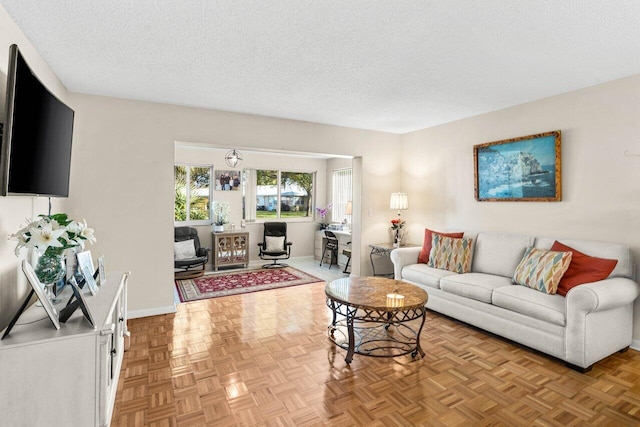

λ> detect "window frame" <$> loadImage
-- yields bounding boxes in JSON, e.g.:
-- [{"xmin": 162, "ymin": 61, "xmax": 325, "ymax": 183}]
[
  {"xmin": 244, "ymin": 168, "xmax": 316, "ymax": 223},
  {"xmin": 174, "ymin": 163, "xmax": 214, "ymax": 226},
  {"xmin": 332, "ymin": 168, "xmax": 353, "ymax": 223}
]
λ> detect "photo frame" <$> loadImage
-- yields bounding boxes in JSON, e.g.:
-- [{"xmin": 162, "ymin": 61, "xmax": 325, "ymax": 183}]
[
  {"xmin": 21, "ymin": 260, "xmax": 60, "ymax": 330},
  {"xmin": 98, "ymin": 255, "xmax": 106, "ymax": 285},
  {"xmin": 214, "ymin": 170, "xmax": 241, "ymax": 191},
  {"xmin": 474, "ymin": 130, "xmax": 561, "ymax": 201},
  {"xmin": 77, "ymin": 250, "xmax": 98, "ymax": 295},
  {"xmin": 59, "ymin": 277, "xmax": 95, "ymax": 328},
  {"xmin": 81, "ymin": 265, "xmax": 99, "ymax": 295}
]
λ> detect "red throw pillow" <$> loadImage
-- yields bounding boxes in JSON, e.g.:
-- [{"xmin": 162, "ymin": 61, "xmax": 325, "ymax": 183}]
[
  {"xmin": 418, "ymin": 228, "xmax": 464, "ymax": 264},
  {"xmin": 550, "ymin": 241, "xmax": 618, "ymax": 296}
]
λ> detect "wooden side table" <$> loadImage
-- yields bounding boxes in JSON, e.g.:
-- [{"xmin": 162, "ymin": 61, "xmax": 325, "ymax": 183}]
[{"xmin": 212, "ymin": 231, "xmax": 250, "ymax": 271}]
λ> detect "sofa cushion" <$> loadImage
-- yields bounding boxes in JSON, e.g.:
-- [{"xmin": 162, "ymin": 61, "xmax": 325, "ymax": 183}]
[
  {"xmin": 513, "ymin": 247, "xmax": 572, "ymax": 294},
  {"xmin": 402, "ymin": 263, "xmax": 458, "ymax": 289},
  {"xmin": 550, "ymin": 241, "xmax": 618, "ymax": 296},
  {"xmin": 418, "ymin": 228, "xmax": 464, "ymax": 264},
  {"xmin": 472, "ymin": 233, "xmax": 534, "ymax": 277},
  {"xmin": 440, "ymin": 273, "xmax": 512, "ymax": 303},
  {"xmin": 493, "ymin": 285, "xmax": 566, "ymax": 326},
  {"xmin": 428, "ymin": 235, "xmax": 474, "ymax": 273}
]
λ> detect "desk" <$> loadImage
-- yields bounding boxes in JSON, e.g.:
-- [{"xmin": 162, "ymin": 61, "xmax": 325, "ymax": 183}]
[
  {"xmin": 369, "ymin": 242, "xmax": 418, "ymax": 276},
  {"xmin": 315, "ymin": 230, "xmax": 351, "ymax": 267}
]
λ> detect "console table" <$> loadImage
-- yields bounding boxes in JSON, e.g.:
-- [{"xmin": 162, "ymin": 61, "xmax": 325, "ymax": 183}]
[
  {"xmin": 212, "ymin": 231, "xmax": 250, "ymax": 271},
  {"xmin": 0, "ymin": 271, "xmax": 130, "ymax": 426}
]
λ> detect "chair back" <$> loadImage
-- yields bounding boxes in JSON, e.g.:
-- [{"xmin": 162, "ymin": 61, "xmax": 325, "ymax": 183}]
[
  {"xmin": 174, "ymin": 226, "xmax": 202, "ymax": 251},
  {"xmin": 263, "ymin": 222, "xmax": 287, "ymax": 241},
  {"xmin": 324, "ymin": 230, "xmax": 339, "ymax": 249}
]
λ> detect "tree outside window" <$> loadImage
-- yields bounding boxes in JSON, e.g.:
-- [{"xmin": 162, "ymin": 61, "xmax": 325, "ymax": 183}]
[
  {"xmin": 175, "ymin": 165, "xmax": 212, "ymax": 223},
  {"xmin": 255, "ymin": 170, "xmax": 314, "ymax": 219}
]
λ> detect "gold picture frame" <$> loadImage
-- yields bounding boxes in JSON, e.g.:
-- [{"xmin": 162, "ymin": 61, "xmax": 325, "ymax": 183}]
[{"xmin": 474, "ymin": 130, "xmax": 561, "ymax": 201}]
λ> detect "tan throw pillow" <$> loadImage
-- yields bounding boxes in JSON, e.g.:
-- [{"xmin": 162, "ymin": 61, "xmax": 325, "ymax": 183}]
[
  {"xmin": 265, "ymin": 236, "xmax": 285, "ymax": 252},
  {"xmin": 174, "ymin": 239, "xmax": 196, "ymax": 260},
  {"xmin": 512, "ymin": 247, "xmax": 572, "ymax": 294},
  {"xmin": 428, "ymin": 235, "xmax": 474, "ymax": 273}
]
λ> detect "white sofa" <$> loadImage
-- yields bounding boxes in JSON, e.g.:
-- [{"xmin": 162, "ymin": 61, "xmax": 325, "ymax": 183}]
[{"xmin": 390, "ymin": 232, "xmax": 640, "ymax": 370}]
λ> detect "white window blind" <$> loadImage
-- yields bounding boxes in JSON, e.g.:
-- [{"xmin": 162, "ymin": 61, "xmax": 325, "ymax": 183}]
[{"xmin": 332, "ymin": 168, "xmax": 352, "ymax": 223}]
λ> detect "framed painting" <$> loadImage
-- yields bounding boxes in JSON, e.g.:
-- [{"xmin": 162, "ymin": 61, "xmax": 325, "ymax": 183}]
[
  {"xmin": 214, "ymin": 170, "xmax": 241, "ymax": 191},
  {"xmin": 474, "ymin": 130, "xmax": 561, "ymax": 201}
]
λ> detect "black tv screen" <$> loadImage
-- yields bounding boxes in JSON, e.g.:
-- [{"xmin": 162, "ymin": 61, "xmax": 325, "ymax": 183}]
[{"xmin": 1, "ymin": 44, "xmax": 74, "ymax": 197}]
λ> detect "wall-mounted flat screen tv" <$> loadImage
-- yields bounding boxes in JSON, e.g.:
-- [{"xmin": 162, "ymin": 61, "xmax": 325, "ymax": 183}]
[{"xmin": 1, "ymin": 44, "xmax": 74, "ymax": 197}]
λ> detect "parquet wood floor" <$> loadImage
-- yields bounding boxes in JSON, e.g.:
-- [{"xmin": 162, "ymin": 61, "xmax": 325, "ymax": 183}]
[{"xmin": 111, "ymin": 281, "xmax": 640, "ymax": 426}]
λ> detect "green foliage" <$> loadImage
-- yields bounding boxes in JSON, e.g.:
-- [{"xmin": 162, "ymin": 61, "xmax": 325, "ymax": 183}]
[
  {"xmin": 257, "ymin": 170, "xmax": 277, "ymax": 186},
  {"xmin": 175, "ymin": 165, "xmax": 210, "ymax": 221}
]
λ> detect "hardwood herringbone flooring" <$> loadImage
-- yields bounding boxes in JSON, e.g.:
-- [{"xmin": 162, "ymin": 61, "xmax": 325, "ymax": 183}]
[{"xmin": 112, "ymin": 281, "xmax": 640, "ymax": 426}]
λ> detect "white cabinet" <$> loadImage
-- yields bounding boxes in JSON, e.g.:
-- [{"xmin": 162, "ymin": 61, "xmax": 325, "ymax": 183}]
[
  {"xmin": 0, "ymin": 272, "xmax": 130, "ymax": 427},
  {"xmin": 315, "ymin": 230, "xmax": 351, "ymax": 267}
]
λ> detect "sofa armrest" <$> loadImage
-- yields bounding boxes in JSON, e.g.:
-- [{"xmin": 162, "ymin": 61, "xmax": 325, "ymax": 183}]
[
  {"xmin": 390, "ymin": 247, "xmax": 422, "ymax": 280},
  {"xmin": 566, "ymin": 277, "xmax": 640, "ymax": 313},
  {"xmin": 565, "ymin": 277, "xmax": 640, "ymax": 368}
]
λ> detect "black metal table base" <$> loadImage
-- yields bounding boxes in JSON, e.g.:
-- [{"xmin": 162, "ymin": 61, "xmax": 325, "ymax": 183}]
[{"xmin": 326, "ymin": 298, "xmax": 426, "ymax": 364}]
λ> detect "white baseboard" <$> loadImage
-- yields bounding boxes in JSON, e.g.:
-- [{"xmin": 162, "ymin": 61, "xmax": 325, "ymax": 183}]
[
  {"xmin": 128, "ymin": 305, "xmax": 176, "ymax": 319},
  {"xmin": 631, "ymin": 339, "xmax": 640, "ymax": 352}
]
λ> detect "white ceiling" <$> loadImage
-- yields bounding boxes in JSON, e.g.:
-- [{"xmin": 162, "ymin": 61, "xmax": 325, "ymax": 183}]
[{"xmin": 2, "ymin": 1, "xmax": 639, "ymax": 134}]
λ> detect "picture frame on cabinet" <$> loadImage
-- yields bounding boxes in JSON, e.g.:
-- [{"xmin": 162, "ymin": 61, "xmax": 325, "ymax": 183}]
[
  {"xmin": 59, "ymin": 277, "xmax": 95, "ymax": 328},
  {"xmin": 474, "ymin": 130, "xmax": 561, "ymax": 202},
  {"xmin": 98, "ymin": 256, "xmax": 106, "ymax": 285},
  {"xmin": 22, "ymin": 260, "xmax": 60, "ymax": 330},
  {"xmin": 77, "ymin": 250, "xmax": 98, "ymax": 295}
]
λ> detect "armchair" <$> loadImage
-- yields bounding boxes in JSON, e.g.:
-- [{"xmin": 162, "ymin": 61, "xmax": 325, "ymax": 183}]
[
  {"xmin": 174, "ymin": 226, "xmax": 211, "ymax": 278},
  {"xmin": 258, "ymin": 222, "xmax": 292, "ymax": 268}
]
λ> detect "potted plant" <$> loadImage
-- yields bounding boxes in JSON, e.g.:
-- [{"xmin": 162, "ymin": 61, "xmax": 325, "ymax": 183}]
[
  {"xmin": 315, "ymin": 204, "xmax": 332, "ymax": 229},
  {"xmin": 212, "ymin": 201, "xmax": 230, "ymax": 232}
]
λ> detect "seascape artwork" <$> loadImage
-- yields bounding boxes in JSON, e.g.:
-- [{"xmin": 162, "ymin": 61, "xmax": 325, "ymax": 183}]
[{"xmin": 475, "ymin": 132, "xmax": 560, "ymax": 201}]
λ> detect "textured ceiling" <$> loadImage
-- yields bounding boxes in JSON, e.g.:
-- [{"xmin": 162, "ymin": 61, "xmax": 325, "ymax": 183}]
[{"xmin": 2, "ymin": 1, "xmax": 639, "ymax": 134}]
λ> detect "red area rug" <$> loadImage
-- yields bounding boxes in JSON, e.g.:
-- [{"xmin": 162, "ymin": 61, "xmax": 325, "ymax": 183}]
[{"xmin": 175, "ymin": 266, "xmax": 323, "ymax": 302}]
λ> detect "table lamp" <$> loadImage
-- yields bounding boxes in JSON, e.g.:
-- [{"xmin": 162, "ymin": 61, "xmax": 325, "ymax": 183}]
[{"xmin": 390, "ymin": 193, "xmax": 408, "ymax": 220}]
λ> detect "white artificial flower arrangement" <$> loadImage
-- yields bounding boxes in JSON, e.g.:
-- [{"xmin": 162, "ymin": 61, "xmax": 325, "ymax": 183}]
[
  {"xmin": 212, "ymin": 201, "xmax": 230, "ymax": 226},
  {"xmin": 10, "ymin": 213, "xmax": 97, "ymax": 256}
]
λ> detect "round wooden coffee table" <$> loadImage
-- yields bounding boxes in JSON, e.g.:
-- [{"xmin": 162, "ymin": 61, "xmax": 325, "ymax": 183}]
[{"xmin": 325, "ymin": 276, "xmax": 428, "ymax": 364}]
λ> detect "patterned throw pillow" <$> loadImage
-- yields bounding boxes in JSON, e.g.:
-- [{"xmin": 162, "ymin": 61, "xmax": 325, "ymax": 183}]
[
  {"xmin": 428, "ymin": 235, "xmax": 474, "ymax": 273},
  {"xmin": 512, "ymin": 247, "xmax": 572, "ymax": 294},
  {"xmin": 418, "ymin": 228, "xmax": 464, "ymax": 264}
]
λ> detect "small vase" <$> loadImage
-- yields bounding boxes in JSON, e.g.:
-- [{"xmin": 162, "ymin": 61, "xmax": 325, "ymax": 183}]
[
  {"xmin": 213, "ymin": 225, "xmax": 224, "ymax": 233},
  {"xmin": 35, "ymin": 250, "xmax": 66, "ymax": 304}
]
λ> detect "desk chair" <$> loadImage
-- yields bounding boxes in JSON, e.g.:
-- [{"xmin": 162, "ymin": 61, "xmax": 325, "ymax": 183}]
[{"xmin": 320, "ymin": 230, "xmax": 339, "ymax": 269}]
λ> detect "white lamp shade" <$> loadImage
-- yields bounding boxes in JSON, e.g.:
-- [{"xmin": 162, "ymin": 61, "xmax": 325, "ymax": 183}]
[
  {"xmin": 345, "ymin": 201, "xmax": 353, "ymax": 215},
  {"xmin": 390, "ymin": 193, "xmax": 408, "ymax": 210}
]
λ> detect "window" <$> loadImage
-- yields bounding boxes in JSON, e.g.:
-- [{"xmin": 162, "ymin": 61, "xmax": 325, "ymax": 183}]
[
  {"xmin": 243, "ymin": 169, "xmax": 314, "ymax": 221},
  {"xmin": 332, "ymin": 168, "xmax": 353, "ymax": 223},
  {"xmin": 174, "ymin": 164, "xmax": 212, "ymax": 223}
]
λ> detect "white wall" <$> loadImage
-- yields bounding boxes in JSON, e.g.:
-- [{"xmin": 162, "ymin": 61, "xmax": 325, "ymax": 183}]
[
  {"xmin": 0, "ymin": 6, "xmax": 71, "ymax": 330},
  {"xmin": 401, "ymin": 74, "xmax": 640, "ymax": 342},
  {"xmin": 67, "ymin": 93, "xmax": 400, "ymax": 318}
]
